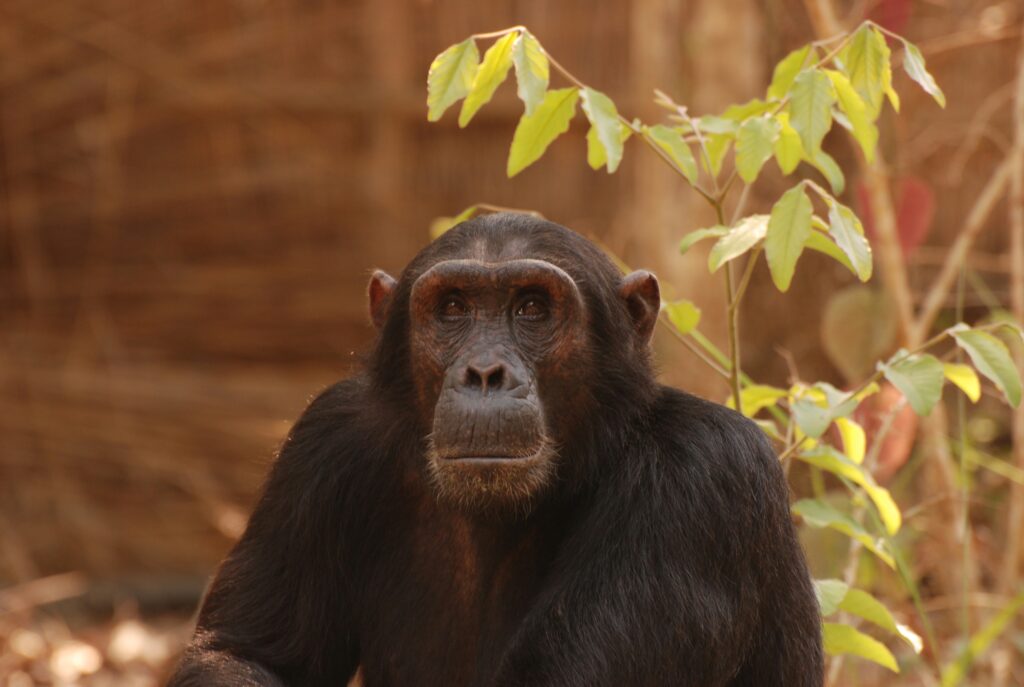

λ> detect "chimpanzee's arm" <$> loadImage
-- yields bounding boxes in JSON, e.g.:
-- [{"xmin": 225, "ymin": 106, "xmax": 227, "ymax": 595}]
[
  {"xmin": 493, "ymin": 392, "xmax": 823, "ymax": 687},
  {"xmin": 168, "ymin": 381, "xmax": 370, "ymax": 686}
]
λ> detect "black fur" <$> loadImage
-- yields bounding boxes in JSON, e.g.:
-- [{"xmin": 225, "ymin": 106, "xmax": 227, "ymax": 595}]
[{"xmin": 169, "ymin": 214, "xmax": 823, "ymax": 686}]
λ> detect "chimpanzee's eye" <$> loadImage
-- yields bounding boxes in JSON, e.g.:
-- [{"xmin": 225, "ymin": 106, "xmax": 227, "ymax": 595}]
[
  {"xmin": 515, "ymin": 297, "xmax": 548, "ymax": 321},
  {"xmin": 439, "ymin": 295, "xmax": 470, "ymax": 320}
]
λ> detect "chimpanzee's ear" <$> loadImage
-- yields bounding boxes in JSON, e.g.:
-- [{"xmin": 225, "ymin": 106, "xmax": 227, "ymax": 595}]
[
  {"xmin": 368, "ymin": 270, "xmax": 397, "ymax": 330},
  {"xmin": 619, "ymin": 270, "xmax": 661, "ymax": 345}
]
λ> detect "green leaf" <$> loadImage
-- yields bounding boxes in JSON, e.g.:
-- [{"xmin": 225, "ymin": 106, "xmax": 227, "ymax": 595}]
[
  {"xmin": 580, "ymin": 87, "xmax": 625, "ymax": 173},
  {"xmin": 511, "ymin": 31, "xmax": 549, "ymax": 115},
  {"xmin": 773, "ymin": 112, "xmax": 804, "ymax": 175},
  {"xmin": 943, "ymin": 363, "xmax": 981, "ymax": 403},
  {"xmin": 645, "ymin": 125, "xmax": 698, "ymax": 184},
  {"xmin": 427, "ymin": 39, "xmax": 480, "ymax": 122},
  {"xmin": 768, "ymin": 45, "xmax": 813, "ymax": 100},
  {"xmin": 881, "ymin": 351, "xmax": 945, "ymax": 416},
  {"xmin": 708, "ymin": 215, "xmax": 768, "ymax": 273},
  {"xmin": 840, "ymin": 588, "xmax": 923, "ymax": 652},
  {"xmin": 807, "ymin": 147, "xmax": 846, "ymax": 195},
  {"xmin": 507, "ymin": 88, "xmax": 579, "ymax": 177},
  {"xmin": 664, "ymin": 300, "xmax": 701, "ymax": 336},
  {"xmin": 825, "ymin": 69, "xmax": 879, "ymax": 162},
  {"xmin": 902, "ymin": 39, "xmax": 946, "ymax": 108},
  {"xmin": 827, "ymin": 202, "xmax": 873, "ymax": 281},
  {"xmin": 941, "ymin": 591, "xmax": 1024, "ymax": 687},
  {"xmin": 815, "ymin": 579, "xmax": 850, "ymax": 616},
  {"xmin": 840, "ymin": 25, "xmax": 891, "ymax": 118},
  {"xmin": 679, "ymin": 226, "xmax": 728, "ymax": 254},
  {"xmin": 789, "ymin": 69, "xmax": 835, "ymax": 155},
  {"xmin": 587, "ymin": 122, "xmax": 632, "ymax": 171},
  {"xmin": 765, "ymin": 185, "xmax": 813, "ymax": 291},
  {"xmin": 798, "ymin": 446, "xmax": 901, "ymax": 535},
  {"xmin": 429, "ymin": 205, "xmax": 477, "ymax": 240},
  {"xmin": 952, "ymin": 328, "xmax": 1022, "ymax": 407},
  {"xmin": 823, "ymin": 623, "xmax": 899, "ymax": 672},
  {"xmin": 735, "ymin": 116, "xmax": 781, "ymax": 183},
  {"xmin": 459, "ymin": 32, "xmax": 517, "ymax": 127},
  {"xmin": 793, "ymin": 498, "xmax": 895, "ymax": 568},
  {"xmin": 792, "ymin": 398, "xmax": 833, "ymax": 438},
  {"xmin": 806, "ymin": 229, "xmax": 858, "ymax": 276}
]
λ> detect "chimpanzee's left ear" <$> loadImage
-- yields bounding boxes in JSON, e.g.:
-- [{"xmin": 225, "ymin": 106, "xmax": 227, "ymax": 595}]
[
  {"xmin": 619, "ymin": 270, "xmax": 661, "ymax": 345},
  {"xmin": 368, "ymin": 270, "xmax": 397, "ymax": 330}
]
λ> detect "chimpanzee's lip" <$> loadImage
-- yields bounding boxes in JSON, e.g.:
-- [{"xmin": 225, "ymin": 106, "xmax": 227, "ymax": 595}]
[{"xmin": 440, "ymin": 449, "xmax": 543, "ymax": 462}]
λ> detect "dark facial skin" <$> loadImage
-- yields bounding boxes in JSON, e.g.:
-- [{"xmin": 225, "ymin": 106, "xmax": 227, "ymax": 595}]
[{"xmin": 370, "ymin": 255, "xmax": 654, "ymax": 514}]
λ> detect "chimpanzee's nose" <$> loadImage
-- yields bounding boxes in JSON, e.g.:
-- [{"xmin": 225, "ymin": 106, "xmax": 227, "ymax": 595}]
[{"xmin": 463, "ymin": 361, "xmax": 507, "ymax": 395}]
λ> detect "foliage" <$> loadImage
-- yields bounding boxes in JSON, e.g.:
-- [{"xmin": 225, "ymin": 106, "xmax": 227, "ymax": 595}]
[{"xmin": 425, "ymin": 20, "xmax": 1022, "ymax": 681}]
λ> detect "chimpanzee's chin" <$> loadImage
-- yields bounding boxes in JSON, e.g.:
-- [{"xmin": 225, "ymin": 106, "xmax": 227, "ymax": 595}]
[{"xmin": 425, "ymin": 443, "xmax": 557, "ymax": 517}]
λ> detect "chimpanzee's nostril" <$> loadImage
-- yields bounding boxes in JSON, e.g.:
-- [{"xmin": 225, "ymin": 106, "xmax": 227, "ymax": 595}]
[
  {"xmin": 465, "ymin": 368, "xmax": 483, "ymax": 389},
  {"xmin": 463, "ymin": 362, "xmax": 506, "ymax": 394}
]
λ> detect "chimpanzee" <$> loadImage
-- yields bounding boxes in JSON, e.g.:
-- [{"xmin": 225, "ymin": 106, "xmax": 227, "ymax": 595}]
[{"xmin": 169, "ymin": 213, "xmax": 823, "ymax": 687}]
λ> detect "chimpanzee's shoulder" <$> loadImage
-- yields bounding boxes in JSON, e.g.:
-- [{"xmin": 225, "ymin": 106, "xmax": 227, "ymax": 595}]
[{"xmin": 649, "ymin": 385, "xmax": 776, "ymax": 468}]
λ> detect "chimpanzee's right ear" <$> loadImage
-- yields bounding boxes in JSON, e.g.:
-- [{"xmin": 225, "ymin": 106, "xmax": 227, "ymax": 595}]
[{"xmin": 368, "ymin": 270, "xmax": 397, "ymax": 330}]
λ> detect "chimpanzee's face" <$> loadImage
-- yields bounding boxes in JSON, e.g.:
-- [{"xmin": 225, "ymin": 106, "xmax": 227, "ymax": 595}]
[
  {"xmin": 367, "ymin": 220, "xmax": 660, "ymax": 516},
  {"xmin": 402, "ymin": 258, "xmax": 587, "ymax": 514}
]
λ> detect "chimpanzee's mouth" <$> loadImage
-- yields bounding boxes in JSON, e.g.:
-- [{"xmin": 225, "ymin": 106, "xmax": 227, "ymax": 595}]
[{"xmin": 439, "ymin": 448, "xmax": 545, "ymax": 462}]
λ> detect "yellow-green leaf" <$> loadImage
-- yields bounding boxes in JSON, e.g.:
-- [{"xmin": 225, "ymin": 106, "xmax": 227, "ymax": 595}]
[
  {"xmin": 902, "ymin": 39, "xmax": 946, "ymax": 108},
  {"xmin": 823, "ymin": 623, "xmax": 899, "ymax": 672},
  {"xmin": 840, "ymin": 588, "xmax": 923, "ymax": 652},
  {"xmin": 943, "ymin": 363, "xmax": 981, "ymax": 403},
  {"xmin": 459, "ymin": 32, "xmax": 517, "ymax": 127},
  {"xmin": 429, "ymin": 205, "xmax": 477, "ymax": 240},
  {"xmin": 736, "ymin": 116, "xmax": 781, "ymax": 183},
  {"xmin": 703, "ymin": 132, "xmax": 733, "ymax": 178},
  {"xmin": 882, "ymin": 351, "xmax": 945, "ymax": 416},
  {"xmin": 587, "ymin": 122, "xmax": 632, "ymax": 171},
  {"xmin": 793, "ymin": 499, "xmax": 895, "ymax": 568},
  {"xmin": 825, "ymin": 69, "xmax": 879, "ymax": 162},
  {"xmin": 581, "ymin": 87, "xmax": 625, "ymax": 173},
  {"xmin": 664, "ymin": 299, "xmax": 701, "ymax": 336},
  {"xmin": 727, "ymin": 384, "xmax": 789, "ymax": 417},
  {"xmin": 840, "ymin": 25, "xmax": 891, "ymax": 118},
  {"xmin": 768, "ymin": 45, "xmax": 813, "ymax": 100},
  {"xmin": 806, "ymin": 229, "xmax": 858, "ymax": 276},
  {"xmin": 708, "ymin": 215, "xmax": 768, "ymax": 273},
  {"xmin": 798, "ymin": 446, "xmax": 901, "ymax": 534},
  {"xmin": 789, "ymin": 69, "xmax": 835, "ymax": 155},
  {"xmin": 507, "ymin": 87, "xmax": 579, "ymax": 177},
  {"xmin": 427, "ymin": 39, "xmax": 480, "ymax": 122},
  {"xmin": 645, "ymin": 124, "xmax": 698, "ymax": 184},
  {"xmin": 512, "ymin": 31, "xmax": 549, "ymax": 115},
  {"xmin": 807, "ymin": 147, "xmax": 846, "ymax": 195},
  {"xmin": 680, "ymin": 226, "xmax": 728, "ymax": 254},
  {"xmin": 836, "ymin": 417, "xmax": 866, "ymax": 464},
  {"xmin": 773, "ymin": 112, "xmax": 804, "ymax": 175},
  {"xmin": 952, "ymin": 327, "xmax": 1022, "ymax": 407},
  {"xmin": 766, "ymin": 185, "xmax": 813, "ymax": 291},
  {"xmin": 827, "ymin": 202, "xmax": 873, "ymax": 281},
  {"xmin": 815, "ymin": 579, "xmax": 850, "ymax": 616}
]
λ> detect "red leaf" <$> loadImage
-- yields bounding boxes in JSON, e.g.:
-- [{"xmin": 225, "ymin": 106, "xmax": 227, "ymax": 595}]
[
  {"xmin": 856, "ymin": 176, "xmax": 935, "ymax": 260},
  {"xmin": 868, "ymin": 0, "xmax": 912, "ymax": 34}
]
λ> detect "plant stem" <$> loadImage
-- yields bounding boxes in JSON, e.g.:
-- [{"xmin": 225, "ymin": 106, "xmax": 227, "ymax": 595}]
[
  {"xmin": 542, "ymin": 48, "xmax": 716, "ymax": 202},
  {"xmin": 715, "ymin": 198, "xmax": 744, "ymax": 415},
  {"xmin": 656, "ymin": 315, "xmax": 731, "ymax": 380}
]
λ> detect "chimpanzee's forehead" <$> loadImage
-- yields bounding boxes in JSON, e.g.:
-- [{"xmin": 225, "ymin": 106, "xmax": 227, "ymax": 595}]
[{"xmin": 407, "ymin": 213, "xmax": 622, "ymax": 293}]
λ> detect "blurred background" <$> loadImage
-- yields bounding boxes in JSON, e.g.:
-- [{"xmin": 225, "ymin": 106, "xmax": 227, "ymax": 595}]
[{"xmin": 1, "ymin": 0, "xmax": 1022, "ymax": 684}]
